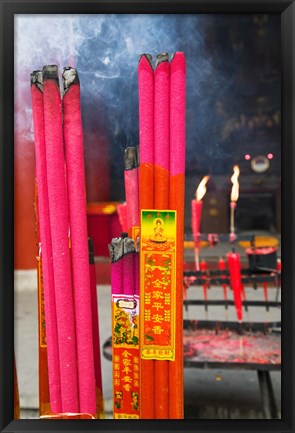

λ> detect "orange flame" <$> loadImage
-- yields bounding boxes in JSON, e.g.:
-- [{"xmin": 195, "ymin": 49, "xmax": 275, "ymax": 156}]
[
  {"xmin": 195, "ymin": 175, "xmax": 210, "ymax": 201},
  {"xmin": 230, "ymin": 165, "xmax": 240, "ymax": 202}
]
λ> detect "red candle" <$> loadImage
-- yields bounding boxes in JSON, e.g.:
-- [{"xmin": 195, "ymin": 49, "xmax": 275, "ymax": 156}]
[
  {"xmin": 229, "ymin": 165, "xmax": 240, "ymax": 238},
  {"xmin": 227, "ymin": 252, "xmax": 243, "ymax": 322},
  {"xmin": 191, "ymin": 200, "xmax": 203, "ymax": 243},
  {"xmin": 191, "ymin": 176, "xmax": 209, "ymax": 271},
  {"xmin": 191, "ymin": 175, "xmax": 210, "ymax": 241}
]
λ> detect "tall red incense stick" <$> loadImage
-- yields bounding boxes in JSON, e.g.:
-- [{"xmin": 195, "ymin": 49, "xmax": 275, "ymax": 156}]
[
  {"xmin": 138, "ymin": 54, "xmax": 155, "ymax": 210},
  {"xmin": 42, "ymin": 65, "xmax": 79, "ymax": 412},
  {"xmin": 124, "ymin": 147, "xmax": 140, "ymax": 239},
  {"xmin": 31, "ymin": 70, "xmax": 62, "ymax": 413},
  {"xmin": 138, "ymin": 53, "xmax": 155, "ymax": 419},
  {"xmin": 123, "ymin": 237, "xmax": 140, "ymax": 418},
  {"xmin": 123, "ymin": 236, "xmax": 135, "ymax": 297},
  {"xmin": 169, "ymin": 51, "xmax": 186, "ymax": 419},
  {"xmin": 109, "ymin": 238, "xmax": 124, "ymax": 296},
  {"xmin": 116, "ymin": 203, "xmax": 128, "ymax": 234},
  {"xmin": 62, "ymin": 67, "xmax": 96, "ymax": 414},
  {"xmin": 88, "ymin": 238, "xmax": 104, "ymax": 418},
  {"xmin": 134, "ymin": 237, "xmax": 140, "ymax": 298},
  {"xmin": 109, "ymin": 238, "xmax": 124, "ymax": 418},
  {"xmin": 154, "ymin": 52, "xmax": 170, "ymax": 419}
]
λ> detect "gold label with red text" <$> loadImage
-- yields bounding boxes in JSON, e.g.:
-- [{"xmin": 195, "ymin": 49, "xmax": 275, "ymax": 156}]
[{"xmin": 140, "ymin": 210, "xmax": 176, "ymax": 361}]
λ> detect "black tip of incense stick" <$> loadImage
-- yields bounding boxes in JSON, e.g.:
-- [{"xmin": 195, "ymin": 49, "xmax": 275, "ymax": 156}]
[
  {"xmin": 139, "ymin": 53, "xmax": 153, "ymax": 68},
  {"xmin": 123, "ymin": 237, "xmax": 135, "ymax": 255},
  {"xmin": 124, "ymin": 147, "xmax": 138, "ymax": 170},
  {"xmin": 31, "ymin": 70, "xmax": 43, "ymax": 92},
  {"xmin": 155, "ymin": 52, "xmax": 169, "ymax": 68},
  {"xmin": 88, "ymin": 237, "xmax": 95, "ymax": 265},
  {"xmin": 62, "ymin": 66, "xmax": 79, "ymax": 93},
  {"xmin": 42, "ymin": 65, "xmax": 59, "ymax": 82},
  {"xmin": 108, "ymin": 237, "xmax": 124, "ymax": 262}
]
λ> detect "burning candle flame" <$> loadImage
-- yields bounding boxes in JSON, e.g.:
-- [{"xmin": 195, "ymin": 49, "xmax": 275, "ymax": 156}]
[
  {"xmin": 195, "ymin": 175, "xmax": 210, "ymax": 201},
  {"xmin": 230, "ymin": 165, "xmax": 240, "ymax": 202}
]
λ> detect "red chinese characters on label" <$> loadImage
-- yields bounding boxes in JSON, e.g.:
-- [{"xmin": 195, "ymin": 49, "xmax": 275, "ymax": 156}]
[
  {"xmin": 140, "ymin": 210, "xmax": 176, "ymax": 361},
  {"xmin": 113, "ymin": 347, "xmax": 140, "ymax": 419}
]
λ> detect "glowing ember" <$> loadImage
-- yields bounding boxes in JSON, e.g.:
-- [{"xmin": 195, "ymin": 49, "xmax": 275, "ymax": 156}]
[
  {"xmin": 230, "ymin": 165, "xmax": 240, "ymax": 202},
  {"xmin": 195, "ymin": 175, "xmax": 210, "ymax": 201}
]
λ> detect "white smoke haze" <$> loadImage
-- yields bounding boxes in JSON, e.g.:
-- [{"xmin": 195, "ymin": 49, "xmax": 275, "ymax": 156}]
[
  {"xmin": 14, "ymin": 13, "xmax": 280, "ymax": 178},
  {"xmin": 14, "ymin": 14, "xmax": 213, "ymax": 151}
]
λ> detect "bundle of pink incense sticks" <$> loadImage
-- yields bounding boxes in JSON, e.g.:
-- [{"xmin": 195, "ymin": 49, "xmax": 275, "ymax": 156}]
[
  {"xmin": 109, "ymin": 236, "xmax": 140, "ymax": 419},
  {"xmin": 137, "ymin": 52, "xmax": 186, "ymax": 419},
  {"xmin": 31, "ymin": 65, "xmax": 103, "ymax": 417}
]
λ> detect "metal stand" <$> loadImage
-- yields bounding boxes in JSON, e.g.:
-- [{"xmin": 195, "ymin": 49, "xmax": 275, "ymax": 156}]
[{"xmin": 257, "ymin": 370, "xmax": 279, "ymax": 419}]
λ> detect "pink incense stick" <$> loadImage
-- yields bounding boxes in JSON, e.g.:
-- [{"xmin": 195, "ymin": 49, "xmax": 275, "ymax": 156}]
[
  {"xmin": 138, "ymin": 54, "xmax": 155, "ymax": 210},
  {"xmin": 134, "ymin": 237, "xmax": 140, "ymax": 297},
  {"xmin": 109, "ymin": 238, "xmax": 124, "ymax": 295},
  {"xmin": 88, "ymin": 238, "xmax": 103, "ymax": 416},
  {"xmin": 109, "ymin": 238, "xmax": 124, "ymax": 419},
  {"xmin": 122, "ymin": 237, "xmax": 135, "ymax": 296},
  {"xmin": 42, "ymin": 65, "xmax": 79, "ymax": 413},
  {"xmin": 124, "ymin": 147, "xmax": 140, "ymax": 235},
  {"xmin": 31, "ymin": 71, "xmax": 62, "ymax": 414},
  {"xmin": 169, "ymin": 51, "xmax": 186, "ymax": 419},
  {"xmin": 62, "ymin": 67, "xmax": 96, "ymax": 414},
  {"xmin": 169, "ymin": 52, "xmax": 186, "ymax": 179},
  {"xmin": 154, "ymin": 53, "xmax": 170, "ymax": 207},
  {"xmin": 116, "ymin": 203, "xmax": 128, "ymax": 234},
  {"xmin": 138, "ymin": 53, "xmax": 155, "ymax": 419},
  {"xmin": 154, "ymin": 52, "xmax": 170, "ymax": 419}
]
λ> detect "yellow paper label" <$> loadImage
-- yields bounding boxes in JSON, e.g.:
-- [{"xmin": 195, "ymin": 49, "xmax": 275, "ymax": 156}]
[
  {"xmin": 140, "ymin": 210, "xmax": 176, "ymax": 361},
  {"xmin": 112, "ymin": 294, "xmax": 140, "ymax": 419}
]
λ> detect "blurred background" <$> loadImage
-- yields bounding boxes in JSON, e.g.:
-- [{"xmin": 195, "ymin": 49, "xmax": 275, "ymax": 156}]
[{"xmin": 14, "ymin": 13, "xmax": 281, "ymax": 418}]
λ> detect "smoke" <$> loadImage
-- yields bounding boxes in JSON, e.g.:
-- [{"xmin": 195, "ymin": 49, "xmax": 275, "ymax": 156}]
[
  {"xmin": 14, "ymin": 14, "xmax": 214, "ymax": 157},
  {"xmin": 14, "ymin": 14, "xmax": 280, "ymax": 177}
]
